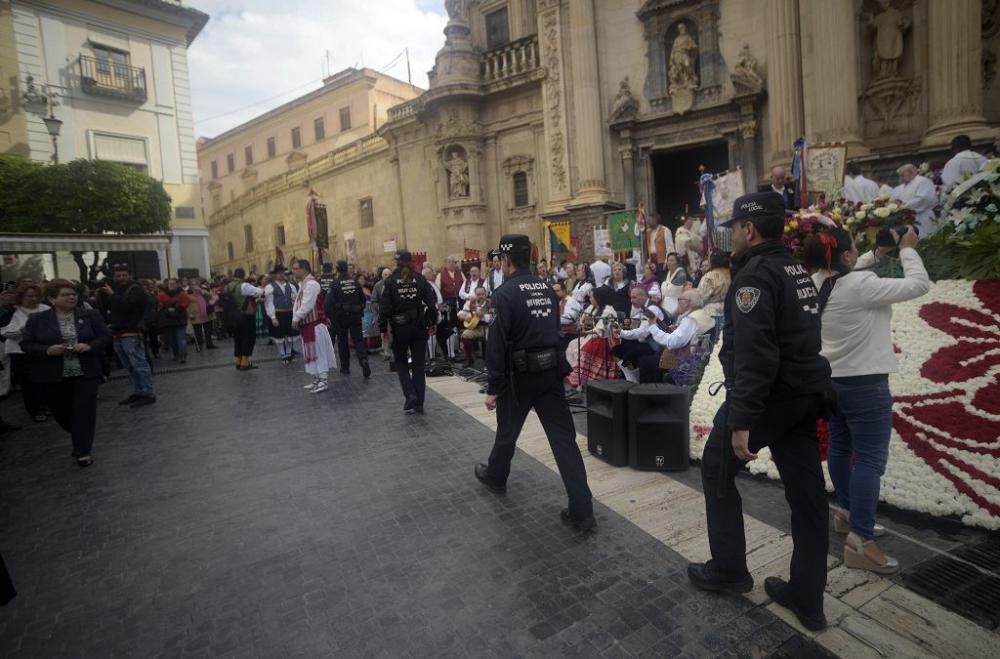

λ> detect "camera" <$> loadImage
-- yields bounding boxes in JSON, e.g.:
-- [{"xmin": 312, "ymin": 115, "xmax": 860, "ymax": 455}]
[{"xmin": 875, "ymin": 224, "xmax": 917, "ymax": 249}]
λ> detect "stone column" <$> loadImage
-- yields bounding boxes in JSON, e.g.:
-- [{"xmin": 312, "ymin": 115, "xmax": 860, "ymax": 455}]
[
  {"xmin": 802, "ymin": 0, "xmax": 865, "ymax": 153},
  {"xmin": 764, "ymin": 0, "xmax": 804, "ymax": 167},
  {"xmin": 620, "ymin": 144, "xmax": 636, "ymax": 210},
  {"xmin": 567, "ymin": 0, "xmax": 607, "ymax": 203},
  {"xmin": 923, "ymin": 0, "xmax": 990, "ymax": 145},
  {"xmin": 537, "ymin": 0, "xmax": 572, "ymax": 211}
]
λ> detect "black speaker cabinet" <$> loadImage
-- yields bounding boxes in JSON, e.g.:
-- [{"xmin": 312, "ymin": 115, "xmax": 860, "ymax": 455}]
[
  {"xmin": 628, "ymin": 383, "xmax": 690, "ymax": 471},
  {"xmin": 586, "ymin": 380, "xmax": 634, "ymax": 467}
]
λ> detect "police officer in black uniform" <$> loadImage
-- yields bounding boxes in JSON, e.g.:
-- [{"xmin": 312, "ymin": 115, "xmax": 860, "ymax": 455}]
[
  {"xmin": 324, "ymin": 260, "xmax": 371, "ymax": 378},
  {"xmin": 686, "ymin": 192, "xmax": 832, "ymax": 631},
  {"xmin": 379, "ymin": 250, "xmax": 438, "ymax": 414},
  {"xmin": 474, "ymin": 235, "xmax": 595, "ymax": 532}
]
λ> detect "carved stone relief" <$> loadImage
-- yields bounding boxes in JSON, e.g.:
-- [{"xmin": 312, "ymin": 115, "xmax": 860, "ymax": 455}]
[
  {"xmin": 859, "ymin": 0, "xmax": 917, "ymax": 135},
  {"xmin": 540, "ymin": 7, "xmax": 568, "ymax": 193},
  {"xmin": 730, "ymin": 44, "xmax": 764, "ymax": 93},
  {"xmin": 609, "ymin": 76, "xmax": 640, "ymax": 122}
]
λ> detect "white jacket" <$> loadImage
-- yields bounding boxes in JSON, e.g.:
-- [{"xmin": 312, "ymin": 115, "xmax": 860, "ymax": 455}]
[
  {"xmin": 1, "ymin": 305, "xmax": 50, "ymax": 354},
  {"xmin": 812, "ymin": 248, "xmax": 930, "ymax": 377}
]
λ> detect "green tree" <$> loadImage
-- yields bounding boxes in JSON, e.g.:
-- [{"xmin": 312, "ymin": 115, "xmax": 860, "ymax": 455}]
[{"xmin": 0, "ymin": 156, "xmax": 172, "ymax": 280}]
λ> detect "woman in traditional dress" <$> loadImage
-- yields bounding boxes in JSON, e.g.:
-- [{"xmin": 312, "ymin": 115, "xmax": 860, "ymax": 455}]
[
  {"xmin": 360, "ymin": 274, "xmax": 381, "ymax": 352},
  {"xmin": 608, "ymin": 261, "xmax": 634, "ymax": 316},
  {"xmin": 565, "ymin": 286, "xmax": 620, "ymax": 390},
  {"xmin": 637, "ymin": 261, "xmax": 662, "ymax": 304}
]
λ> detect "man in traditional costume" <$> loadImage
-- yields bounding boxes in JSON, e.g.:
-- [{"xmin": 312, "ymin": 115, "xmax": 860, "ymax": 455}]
[
  {"xmin": 291, "ymin": 259, "xmax": 337, "ymax": 393},
  {"xmin": 890, "ymin": 163, "xmax": 938, "ymax": 237},
  {"xmin": 646, "ymin": 212, "xmax": 675, "ymax": 276},
  {"xmin": 456, "ymin": 286, "xmax": 493, "ymax": 367},
  {"xmin": 264, "ymin": 266, "xmax": 298, "ymax": 364}
]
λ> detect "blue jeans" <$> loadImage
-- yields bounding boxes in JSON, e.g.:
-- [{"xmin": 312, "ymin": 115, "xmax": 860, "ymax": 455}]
[
  {"xmin": 114, "ymin": 335, "xmax": 154, "ymax": 396},
  {"xmin": 165, "ymin": 326, "xmax": 187, "ymax": 355},
  {"xmin": 827, "ymin": 379, "xmax": 893, "ymax": 539}
]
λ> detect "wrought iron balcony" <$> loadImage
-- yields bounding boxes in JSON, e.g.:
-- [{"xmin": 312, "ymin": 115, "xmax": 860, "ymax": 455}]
[{"xmin": 79, "ymin": 55, "xmax": 147, "ymax": 103}]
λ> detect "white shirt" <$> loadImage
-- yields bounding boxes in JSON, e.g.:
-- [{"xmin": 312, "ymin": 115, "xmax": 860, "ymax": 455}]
[
  {"xmin": 292, "ymin": 277, "xmax": 321, "ymax": 323},
  {"xmin": 264, "ymin": 280, "xmax": 297, "ymax": 318},
  {"xmin": 459, "ymin": 277, "xmax": 483, "ymax": 301},
  {"xmin": 561, "ymin": 297, "xmax": 584, "ymax": 325},
  {"xmin": 427, "ymin": 280, "xmax": 443, "ymax": 306},
  {"xmin": 618, "ymin": 303, "xmax": 665, "ymax": 340},
  {"xmin": 843, "ymin": 174, "xmax": 880, "ymax": 203},
  {"xmin": 488, "ymin": 268, "xmax": 504, "ymax": 293},
  {"xmin": 239, "ymin": 282, "xmax": 264, "ymax": 298},
  {"xmin": 622, "ymin": 314, "xmax": 698, "ymax": 350},
  {"xmin": 941, "ymin": 150, "xmax": 987, "ymax": 188},
  {"xmin": 0, "ymin": 304, "xmax": 50, "ymax": 354},
  {"xmin": 891, "ymin": 175, "xmax": 938, "ymax": 237},
  {"xmin": 590, "ymin": 260, "xmax": 611, "ymax": 287},
  {"xmin": 812, "ymin": 248, "xmax": 930, "ymax": 377}
]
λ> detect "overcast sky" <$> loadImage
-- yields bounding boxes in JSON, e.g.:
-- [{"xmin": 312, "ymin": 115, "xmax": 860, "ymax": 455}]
[{"xmin": 187, "ymin": 1, "xmax": 448, "ymax": 139}]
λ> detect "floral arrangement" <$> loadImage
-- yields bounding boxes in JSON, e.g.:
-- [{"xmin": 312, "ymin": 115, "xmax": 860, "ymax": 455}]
[
  {"xmin": 841, "ymin": 195, "xmax": 917, "ymax": 237},
  {"xmin": 690, "ymin": 279, "xmax": 1000, "ymax": 530},
  {"xmin": 780, "ymin": 208, "xmax": 837, "ymax": 255},
  {"xmin": 919, "ymin": 158, "xmax": 1000, "ymax": 281}
]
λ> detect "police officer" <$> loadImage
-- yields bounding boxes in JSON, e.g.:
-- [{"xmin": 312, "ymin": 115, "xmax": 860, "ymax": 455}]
[
  {"xmin": 379, "ymin": 250, "xmax": 438, "ymax": 414},
  {"xmin": 324, "ymin": 260, "xmax": 371, "ymax": 378},
  {"xmin": 686, "ymin": 192, "xmax": 831, "ymax": 631},
  {"xmin": 474, "ymin": 235, "xmax": 595, "ymax": 532}
]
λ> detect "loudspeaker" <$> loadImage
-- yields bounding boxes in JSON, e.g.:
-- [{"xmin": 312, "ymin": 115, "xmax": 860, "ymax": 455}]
[
  {"xmin": 628, "ymin": 383, "xmax": 689, "ymax": 471},
  {"xmin": 586, "ymin": 380, "xmax": 634, "ymax": 466}
]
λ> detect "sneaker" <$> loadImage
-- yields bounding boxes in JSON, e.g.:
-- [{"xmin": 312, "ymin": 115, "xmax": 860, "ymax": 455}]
[
  {"xmin": 310, "ymin": 380, "xmax": 329, "ymax": 393},
  {"xmin": 129, "ymin": 395, "xmax": 157, "ymax": 408},
  {"xmin": 764, "ymin": 577, "xmax": 827, "ymax": 631},
  {"xmin": 303, "ymin": 378, "xmax": 320, "ymax": 390},
  {"xmin": 118, "ymin": 394, "xmax": 140, "ymax": 406}
]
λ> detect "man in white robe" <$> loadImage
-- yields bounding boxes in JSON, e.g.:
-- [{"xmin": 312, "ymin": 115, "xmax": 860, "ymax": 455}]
[
  {"xmin": 941, "ymin": 134, "xmax": 987, "ymax": 189},
  {"xmin": 291, "ymin": 259, "xmax": 337, "ymax": 393},
  {"xmin": 890, "ymin": 164, "xmax": 938, "ymax": 237},
  {"xmin": 842, "ymin": 162, "xmax": 880, "ymax": 203}
]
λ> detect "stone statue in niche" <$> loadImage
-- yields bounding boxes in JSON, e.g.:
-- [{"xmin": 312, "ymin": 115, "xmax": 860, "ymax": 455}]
[
  {"xmin": 866, "ymin": 0, "xmax": 910, "ymax": 80},
  {"xmin": 730, "ymin": 44, "xmax": 763, "ymax": 92},
  {"xmin": 609, "ymin": 76, "xmax": 640, "ymax": 121},
  {"xmin": 668, "ymin": 23, "xmax": 699, "ymax": 92},
  {"xmin": 446, "ymin": 152, "xmax": 470, "ymax": 198}
]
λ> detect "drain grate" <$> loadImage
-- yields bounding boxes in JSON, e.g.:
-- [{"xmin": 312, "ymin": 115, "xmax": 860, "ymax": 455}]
[{"xmin": 901, "ymin": 536, "xmax": 1000, "ymax": 630}]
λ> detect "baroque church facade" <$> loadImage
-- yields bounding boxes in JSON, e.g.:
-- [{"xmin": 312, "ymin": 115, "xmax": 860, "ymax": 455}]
[{"xmin": 204, "ymin": 0, "xmax": 999, "ymax": 274}]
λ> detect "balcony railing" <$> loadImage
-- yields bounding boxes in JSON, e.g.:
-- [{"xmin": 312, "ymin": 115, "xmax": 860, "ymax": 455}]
[
  {"xmin": 480, "ymin": 35, "xmax": 539, "ymax": 85},
  {"xmin": 387, "ymin": 98, "xmax": 421, "ymax": 122},
  {"xmin": 79, "ymin": 55, "xmax": 147, "ymax": 103}
]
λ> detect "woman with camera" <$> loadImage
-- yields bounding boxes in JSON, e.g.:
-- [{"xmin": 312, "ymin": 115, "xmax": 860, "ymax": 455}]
[
  {"xmin": 804, "ymin": 225, "xmax": 930, "ymax": 574},
  {"xmin": 20, "ymin": 279, "xmax": 111, "ymax": 467}
]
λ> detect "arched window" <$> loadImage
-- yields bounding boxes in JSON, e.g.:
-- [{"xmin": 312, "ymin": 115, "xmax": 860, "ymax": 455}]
[{"xmin": 512, "ymin": 171, "xmax": 529, "ymax": 208}]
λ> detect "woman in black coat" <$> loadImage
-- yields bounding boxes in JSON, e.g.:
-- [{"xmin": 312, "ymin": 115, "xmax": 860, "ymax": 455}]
[{"xmin": 21, "ymin": 279, "xmax": 111, "ymax": 467}]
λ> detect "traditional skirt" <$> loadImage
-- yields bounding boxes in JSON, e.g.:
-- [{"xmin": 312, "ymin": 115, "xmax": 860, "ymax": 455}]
[
  {"xmin": 566, "ymin": 336, "xmax": 618, "ymax": 389},
  {"xmin": 269, "ymin": 310, "xmax": 296, "ymax": 339},
  {"xmin": 255, "ymin": 306, "xmax": 269, "ymax": 340},
  {"xmin": 300, "ymin": 320, "xmax": 338, "ymax": 376}
]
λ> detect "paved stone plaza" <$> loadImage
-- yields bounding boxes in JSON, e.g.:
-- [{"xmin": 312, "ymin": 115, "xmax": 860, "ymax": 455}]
[{"xmin": 0, "ymin": 347, "xmax": 996, "ymax": 658}]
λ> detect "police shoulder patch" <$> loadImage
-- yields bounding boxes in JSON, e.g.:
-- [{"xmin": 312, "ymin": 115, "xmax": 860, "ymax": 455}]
[{"xmin": 735, "ymin": 286, "xmax": 761, "ymax": 313}]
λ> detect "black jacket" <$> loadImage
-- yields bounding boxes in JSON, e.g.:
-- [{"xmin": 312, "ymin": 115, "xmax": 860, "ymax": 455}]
[
  {"xmin": 720, "ymin": 241, "xmax": 830, "ymax": 431},
  {"xmin": 379, "ymin": 272, "xmax": 438, "ymax": 329},
  {"xmin": 107, "ymin": 281, "xmax": 149, "ymax": 333},
  {"xmin": 20, "ymin": 307, "xmax": 112, "ymax": 383},
  {"xmin": 486, "ymin": 270, "xmax": 561, "ymax": 396},
  {"xmin": 324, "ymin": 274, "xmax": 366, "ymax": 319}
]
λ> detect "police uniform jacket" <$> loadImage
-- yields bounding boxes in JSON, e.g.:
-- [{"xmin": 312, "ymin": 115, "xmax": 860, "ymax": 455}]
[
  {"xmin": 324, "ymin": 274, "xmax": 366, "ymax": 319},
  {"xmin": 720, "ymin": 240, "xmax": 830, "ymax": 431},
  {"xmin": 379, "ymin": 272, "xmax": 439, "ymax": 329},
  {"xmin": 485, "ymin": 270, "xmax": 561, "ymax": 396}
]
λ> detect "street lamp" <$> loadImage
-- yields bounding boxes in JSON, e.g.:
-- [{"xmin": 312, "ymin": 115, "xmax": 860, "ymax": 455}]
[{"xmin": 42, "ymin": 112, "xmax": 62, "ymax": 165}]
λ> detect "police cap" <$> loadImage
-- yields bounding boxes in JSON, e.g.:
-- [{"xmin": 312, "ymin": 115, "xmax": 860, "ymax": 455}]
[
  {"xmin": 720, "ymin": 191, "xmax": 785, "ymax": 228},
  {"xmin": 394, "ymin": 249, "xmax": 413, "ymax": 264},
  {"xmin": 497, "ymin": 234, "xmax": 531, "ymax": 259}
]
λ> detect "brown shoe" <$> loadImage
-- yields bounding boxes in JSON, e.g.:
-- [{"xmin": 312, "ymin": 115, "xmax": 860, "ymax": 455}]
[{"xmin": 844, "ymin": 533, "xmax": 899, "ymax": 575}]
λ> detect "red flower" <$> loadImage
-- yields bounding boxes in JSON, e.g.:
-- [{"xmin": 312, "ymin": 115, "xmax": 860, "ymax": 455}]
[{"xmin": 893, "ymin": 281, "xmax": 1000, "ymax": 518}]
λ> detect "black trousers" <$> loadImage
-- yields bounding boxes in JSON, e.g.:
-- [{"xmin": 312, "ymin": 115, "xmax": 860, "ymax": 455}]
[
  {"xmin": 232, "ymin": 315, "xmax": 256, "ymax": 358},
  {"xmin": 192, "ymin": 322, "xmax": 215, "ymax": 349},
  {"xmin": 391, "ymin": 322, "xmax": 428, "ymax": 403},
  {"xmin": 610, "ymin": 339, "xmax": 656, "ymax": 368},
  {"xmin": 334, "ymin": 314, "xmax": 368, "ymax": 372},
  {"xmin": 638, "ymin": 354, "xmax": 666, "ymax": 383},
  {"xmin": 701, "ymin": 396, "xmax": 828, "ymax": 615},
  {"xmin": 9, "ymin": 354, "xmax": 44, "ymax": 416},
  {"xmin": 45, "ymin": 376, "xmax": 100, "ymax": 457},
  {"xmin": 486, "ymin": 369, "xmax": 593, "ymax": 518},
  {"xmin": 0, "ymin": 551, "xmax": 14, "ymax": 606}
]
